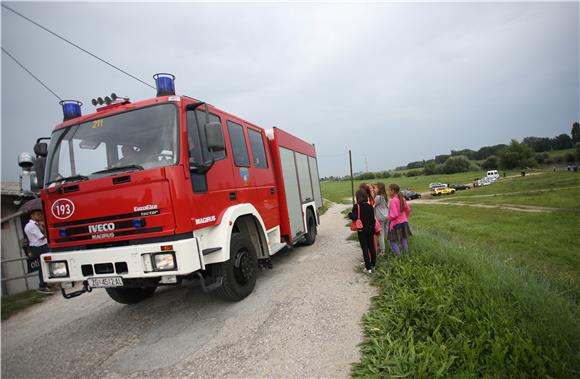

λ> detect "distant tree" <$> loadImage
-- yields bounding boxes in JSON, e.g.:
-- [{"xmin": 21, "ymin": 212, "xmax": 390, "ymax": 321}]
[
  {"xmin": 476, "ymin": 144, "xmax": 505, "ymax": 160},
  {"xmin": 392, "ymin": 172, "xmax": 402, "ymax": 178},
  {"xmin": 522, "ymin": 137, "xmax": 552, "ymax": 152},
  {"xmin": 423, "ymin": 161, "xmax": 437, "ymax": 175},
  {"xmin": 434, "ymin": 154, "xmax": 450, "ymax": 164},
  {"xmin": 442, "ymin": 155, "xmax": 472, "ymax": 174},
  {"xmin": 498, "ymin": 139, "xmax": 535, "ymax": 169},
  {"xmin": 551, "ymin": 134, "xmax": 573, "ymax": 150},
  {"xmin": 565, "ymin": 152, "xmax": 576, "ymax": 164},
  {"xmin": 406, "ymin": 161, "xmax": 424, "ymax": 169},
  {"xmin": 481, "ymin": 156, "xmax": 498, "ymax": 170},
  {"xmin": 451, "ymin": 149, "xmax": 477, "ymax": 160},
  {"xmin": 572, "ymin": 122, "xmax": 580, "ymax": 144}
]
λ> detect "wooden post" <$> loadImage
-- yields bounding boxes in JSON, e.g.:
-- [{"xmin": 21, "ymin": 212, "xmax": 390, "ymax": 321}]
[{"xmin": 349, "ymin": 150, "xmax": 354, "ymax": 205}]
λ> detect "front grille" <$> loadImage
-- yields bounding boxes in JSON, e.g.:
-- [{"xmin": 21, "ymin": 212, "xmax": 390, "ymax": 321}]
[
  {"xmin": 94, "ymin": 263, "xmax": 114, "ymax": 275},
  {"xmin": 81, "ymin": 265, "xmax": 94, "ymax": 276},
  {"xmin": 81, "ymin": 261, "xmax": 129, "ymax": 277}
]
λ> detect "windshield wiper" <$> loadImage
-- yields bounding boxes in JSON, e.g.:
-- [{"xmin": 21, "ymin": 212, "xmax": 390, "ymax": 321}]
[
  {"xmin": 46, "ymin": 174, "xmax": 89, "ymax": 187},
  {"xmin": 92, "ymin": 165, "xmax": 144, "ymax": 175}
]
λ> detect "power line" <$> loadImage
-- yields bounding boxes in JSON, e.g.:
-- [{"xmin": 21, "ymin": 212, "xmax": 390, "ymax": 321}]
[
  {"xmin": 1, "ymin": 47, "xmax": 62, "ymax": 101},
  {"xmin": 2, "ymin": 4, "xmax": 156, "ymax": 90}
]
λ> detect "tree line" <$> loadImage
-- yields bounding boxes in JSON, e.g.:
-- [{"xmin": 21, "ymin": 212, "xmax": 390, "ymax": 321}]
[{"xmin": 321, "ymin": 123, "xmax": 580, "ymax": 181}]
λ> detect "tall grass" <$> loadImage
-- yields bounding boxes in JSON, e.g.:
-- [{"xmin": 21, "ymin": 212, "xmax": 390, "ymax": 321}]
[{"xmin": 352, "ymin": 231, "xmax": 580, "ymax": 378}]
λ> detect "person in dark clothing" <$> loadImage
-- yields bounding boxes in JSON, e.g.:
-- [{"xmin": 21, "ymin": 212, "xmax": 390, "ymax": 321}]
[{"xmin": 348, "ymin": 189, "xmax": 377, "ymax": 273}]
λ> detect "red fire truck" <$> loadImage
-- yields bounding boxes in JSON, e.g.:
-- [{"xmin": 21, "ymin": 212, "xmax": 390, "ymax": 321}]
[{"xmin": 28, "ymin": 74, "xmax": 322, "ymax": 304}]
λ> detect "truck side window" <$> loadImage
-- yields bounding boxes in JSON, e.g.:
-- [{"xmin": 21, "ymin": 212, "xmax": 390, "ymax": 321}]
[
  {"xmin": 194, "ymin": 110, "xmax": 226, "ymax": 161},
  {"xmin": 247, "ymin": 128, "xmax": 268, "ymax": 169},
  {"xmin": 227, "ymin": 121, "xmax": 250, "ymax": 167},
  {"xmin": 187, "ymin": 110, "xmax": 225, "ymax": 165}
]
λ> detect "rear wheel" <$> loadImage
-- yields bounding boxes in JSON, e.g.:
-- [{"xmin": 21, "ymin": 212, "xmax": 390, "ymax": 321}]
[
  {"xmin": 105, "ymin": 286, "xmax": 157, "ymax": 304},
  {"xmin": 302, "ymin": 209, "xmax": 317, "ymax": 246},
  {"xmin": 215, "ymin": 233, "xmax": 258, "ymax": 301}
]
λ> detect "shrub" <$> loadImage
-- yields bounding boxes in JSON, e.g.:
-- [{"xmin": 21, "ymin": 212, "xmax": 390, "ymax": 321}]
[
  {"xmin": 393, "ymin": 172, "xmax": 402, "ymax": 178},
  {"xmin": 565, "ymin": 152, "xmax": 576, "ymax": 164},
  {"xmin": 405, "ymin": 170, "xmax": 422, "ymax": 177},
  {"xmin": 534, "ymin": 152, "xmax": 550, "ymax": 164},
  {"xmin": 356, "ymin": 172, "xmax": 376, "ymax": 180},
  {"xmin": 423, "ymin": 162, "xmax": 437, "ymax": 175},
  {"xmin": 442, "ymin": 155, "xmax": 472, "ymax": 174}
]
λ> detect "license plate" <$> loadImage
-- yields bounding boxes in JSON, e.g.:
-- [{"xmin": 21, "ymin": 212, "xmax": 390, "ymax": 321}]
[{"xmin": 88, "ymin": 276, "xmax": 123, "ymax": 288}]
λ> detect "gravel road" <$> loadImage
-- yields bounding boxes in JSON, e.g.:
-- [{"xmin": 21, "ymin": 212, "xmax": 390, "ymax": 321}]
[{"xmin": 1, "ymin": 204, "xmax": 373, "ymax": 378}]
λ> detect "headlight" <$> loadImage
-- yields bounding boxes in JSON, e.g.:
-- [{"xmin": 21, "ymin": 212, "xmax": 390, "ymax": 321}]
[
  {"xmin": 152, "ymin": 253, "xmax": 176, "ymax": 271},
  {"xmin": 49, "ymin": 261, "xmax": 69, "ymax": 278}
]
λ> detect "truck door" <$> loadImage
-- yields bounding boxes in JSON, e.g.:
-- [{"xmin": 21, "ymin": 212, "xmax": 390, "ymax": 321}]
[
  {"xmin": 186, "ymin": 108, "xmax": 234, "ymax": 223},
  {"xmin": 225, "ymin": 120, "xmax": 255, "ymax": 204},
  {"xmin": 246, "ymin": 126, "xmax": 279, "ymax": 230}
]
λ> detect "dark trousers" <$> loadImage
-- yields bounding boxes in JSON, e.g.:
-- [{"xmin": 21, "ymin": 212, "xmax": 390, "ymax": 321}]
[
  {"xmin": 30, "ymin": 245, "xmax": 48, "ymax": 288},
  {"xmin": 358, "ymin": 230, "xmax": 376, "ymax": 270}
]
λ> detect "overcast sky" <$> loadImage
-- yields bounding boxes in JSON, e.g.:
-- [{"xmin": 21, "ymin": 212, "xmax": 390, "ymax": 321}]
[{"xmin": 2, "ymin": 1, "xmax": 579, "ymax": 180}]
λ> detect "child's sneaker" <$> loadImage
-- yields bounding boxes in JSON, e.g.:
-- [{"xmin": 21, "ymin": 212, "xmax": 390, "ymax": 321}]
[{"xmin": 363, "ymin": 268, "xmax": 373, "ymax": 274}]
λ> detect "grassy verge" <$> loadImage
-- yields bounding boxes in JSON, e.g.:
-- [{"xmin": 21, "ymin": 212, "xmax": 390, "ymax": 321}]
[
  {"xmin": 319, "ymin": 199, "xmax": 331, "ymax": 215},
  {"xmin": 1, "ymin": 290, "xmax": 53, "ymax": 320},
  {"xmin": 352, "ymin": 231, "xmax": 580, "ymax": 378}
]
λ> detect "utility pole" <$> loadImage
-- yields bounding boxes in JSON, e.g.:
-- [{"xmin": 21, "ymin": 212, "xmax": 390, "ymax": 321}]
[
  {"xmin": 364, "ymin": 154, "xmax": 368, "ymax": 172},
  {"xmin": 349, "ymin": 150, "xmax": 354, "ymax": 205}
]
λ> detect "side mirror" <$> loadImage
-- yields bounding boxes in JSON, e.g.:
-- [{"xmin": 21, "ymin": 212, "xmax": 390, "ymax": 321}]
[
  {"xmin": 205, "ymin": 122, "xmax": 225, "ymax": 151},
  {"xmin": 34, "ymin": 142, "xmax": 48, "ymax": 157}
]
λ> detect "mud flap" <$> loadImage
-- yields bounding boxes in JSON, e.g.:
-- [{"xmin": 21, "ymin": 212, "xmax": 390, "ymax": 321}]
[{"xmin": 194, "ymin": 272, "xmax": 223, "ymax": 293}]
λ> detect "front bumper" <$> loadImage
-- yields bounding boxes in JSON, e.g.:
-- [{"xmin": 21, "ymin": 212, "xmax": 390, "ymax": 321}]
[{"xmin": 41, "ymin": 236, "xmax": 202, "ymax": 283}]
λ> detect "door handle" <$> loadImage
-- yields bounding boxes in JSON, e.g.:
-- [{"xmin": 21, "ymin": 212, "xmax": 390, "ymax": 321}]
[
  {"xmin": 229, "ymin": 192, "xmax": 237, "ymax": 201},
  {"xmin": 269, "ymin": 188, "xmax": 275, "ymax": 195}
]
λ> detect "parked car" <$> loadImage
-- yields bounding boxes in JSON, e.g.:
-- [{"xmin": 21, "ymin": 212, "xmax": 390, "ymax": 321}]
[
  {"xmin": 431, "ymin": 187, "xmax": 456, "ymax": 196},
  {"xmin": 450, "ymin": 184, "xmax": 471, "ymax": 190},
  {"xmin": 402, "ymin": 190, "xmax": 422, "ymax": 200},
  {"xmin": 429, "ymin": 182, "xmax": 448, "ymax": 189}
]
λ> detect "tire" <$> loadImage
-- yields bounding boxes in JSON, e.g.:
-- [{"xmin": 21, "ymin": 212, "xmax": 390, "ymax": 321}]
[
  {"xmin": 105, "ymin": 286, "xmax": 157, "ymax": 304},
  {"xmin": 215, "ymin": 233, "xmax": 258, "ymax": 301},
  {"xmin": 302, "ymin": 209, "xmax": 317, "ymax": 246}
]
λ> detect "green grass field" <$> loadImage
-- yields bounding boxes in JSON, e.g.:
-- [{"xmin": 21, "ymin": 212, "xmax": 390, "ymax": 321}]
[
  {"xmin": 326, "ymin": 171, "xmax": 580, "ymax": 377},
  {"xmin": 322, "ymin": 170, "xmax": 524, "ymax": 203}
]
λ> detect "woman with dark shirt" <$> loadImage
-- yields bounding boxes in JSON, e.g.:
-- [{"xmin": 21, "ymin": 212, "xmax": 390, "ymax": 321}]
[{"xmin": 348, "ymin": 189, "xmax": 377, "ymax": 273}]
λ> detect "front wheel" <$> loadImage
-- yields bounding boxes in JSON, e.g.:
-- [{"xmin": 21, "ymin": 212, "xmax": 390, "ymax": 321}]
[
  {"xmin": 105, "ymin": 286, "xmax": 157, "ymax": 304},
  {"xmin": 215, "ymin": 233, "xmax": 258, "ymax": 301}
]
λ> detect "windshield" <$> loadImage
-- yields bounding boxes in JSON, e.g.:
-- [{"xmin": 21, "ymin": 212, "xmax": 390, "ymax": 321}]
[{"xmin": 46, "ymin": 103, "xmax": 178, "ymax": 185}]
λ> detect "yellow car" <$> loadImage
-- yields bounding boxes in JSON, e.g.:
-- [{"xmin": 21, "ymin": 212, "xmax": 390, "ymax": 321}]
[{"xmin": 431, "ymin": 187, "xmax": 456, "ymax": 196}]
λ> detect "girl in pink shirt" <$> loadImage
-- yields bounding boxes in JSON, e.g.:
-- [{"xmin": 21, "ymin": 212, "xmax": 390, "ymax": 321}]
[{"xmin": 387, "ymin": 183, "xmax": 412, "ymax": 256}]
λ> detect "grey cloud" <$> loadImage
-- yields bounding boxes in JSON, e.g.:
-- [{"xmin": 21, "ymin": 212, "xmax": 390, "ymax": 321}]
[{"xmin": 2, "ymin": 2, "xmax": 578, "ymax": 180}]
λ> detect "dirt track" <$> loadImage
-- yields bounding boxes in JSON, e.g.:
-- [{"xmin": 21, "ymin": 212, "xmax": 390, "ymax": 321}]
[{"xmin": 1, "ymin": 204, "xmax": 373, "ymax": 378}]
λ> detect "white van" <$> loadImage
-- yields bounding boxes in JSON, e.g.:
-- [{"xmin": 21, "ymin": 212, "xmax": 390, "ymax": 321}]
[{"xmin": 486, "ymin": 170, "xmax": 499, "ymax": 179}]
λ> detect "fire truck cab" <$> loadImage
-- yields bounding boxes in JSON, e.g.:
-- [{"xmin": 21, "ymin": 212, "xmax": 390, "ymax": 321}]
[{"xmin": 30, "ymin": 74, "xmax": 322, "ymax": 304}]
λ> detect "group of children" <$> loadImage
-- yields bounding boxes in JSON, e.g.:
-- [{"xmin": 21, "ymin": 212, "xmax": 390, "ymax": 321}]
[{"xmin": 348, "ymin": 182, "xmax": 412, "ymax": 274}]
